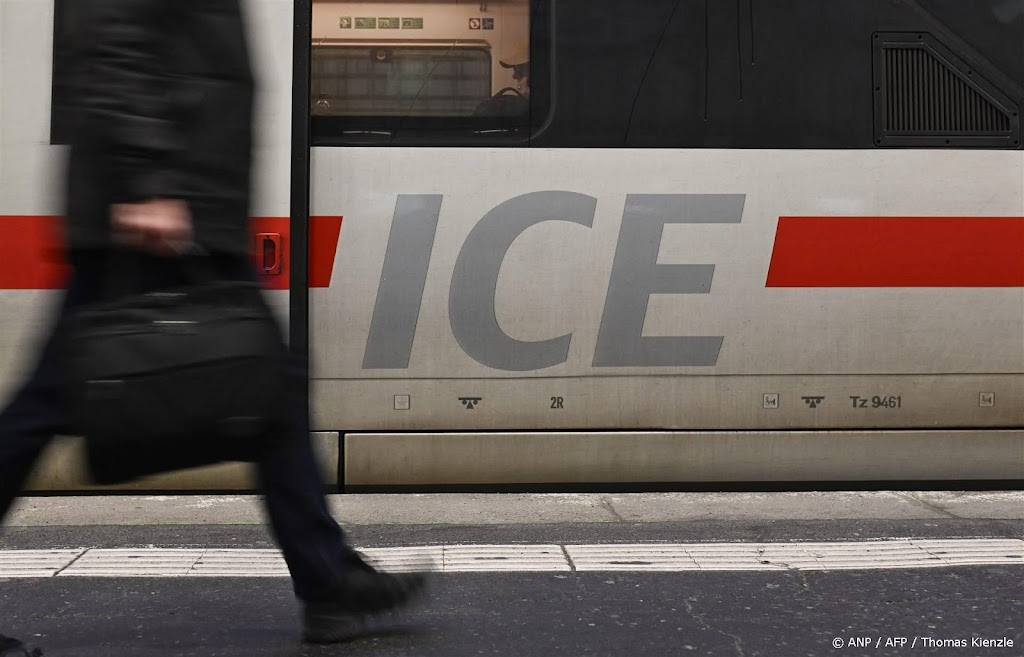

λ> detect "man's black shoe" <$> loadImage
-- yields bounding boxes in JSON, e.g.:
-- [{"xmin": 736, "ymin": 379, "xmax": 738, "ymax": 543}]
[
  {"xmin": 302, "ymin": 552, "xmax": 429, "ymax": 644},
  {"xmin": 0, "ymin": 635, "xmax": 43, "ymax": 657}
]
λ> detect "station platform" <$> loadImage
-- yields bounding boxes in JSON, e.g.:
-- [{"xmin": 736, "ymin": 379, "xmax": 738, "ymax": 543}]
[{"xmin": 2, "ymin": 491, "xmax": 1022, "ymax": 656}]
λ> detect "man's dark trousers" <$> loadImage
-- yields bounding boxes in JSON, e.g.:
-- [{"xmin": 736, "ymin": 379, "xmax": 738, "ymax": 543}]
[{"xmin": 0, "ymin": 249, "xmax": 348, "ymax": 601}]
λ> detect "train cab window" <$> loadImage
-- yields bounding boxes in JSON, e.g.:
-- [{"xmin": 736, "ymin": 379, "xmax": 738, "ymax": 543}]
[{"xmin": 311, "ymin": 0, "xmax": 546, "ymax": 145}]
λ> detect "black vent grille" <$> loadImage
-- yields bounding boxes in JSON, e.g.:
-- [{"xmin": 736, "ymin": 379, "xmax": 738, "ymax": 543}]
[
  {"xmin": 884, "ymin": 48, "xmax": 1010, "ymax": 133},
  {"xmin": 873, "ymin": 34, "xmax": 1020, "ymax": 148}
]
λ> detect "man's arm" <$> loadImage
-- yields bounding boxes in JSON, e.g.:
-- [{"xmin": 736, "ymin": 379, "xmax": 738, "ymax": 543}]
[
  {"xmin": 78, "ymin": 0, "xmax": 182, "ymax": 201},
  {"xmin": 77, "ymin": 0, "xmax": 192, "ymax": 253}
]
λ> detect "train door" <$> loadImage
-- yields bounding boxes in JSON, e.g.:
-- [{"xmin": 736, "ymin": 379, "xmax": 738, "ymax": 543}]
[{"xmin": 305, "ymin": 0, "xmax": 544, "ymax": 487}]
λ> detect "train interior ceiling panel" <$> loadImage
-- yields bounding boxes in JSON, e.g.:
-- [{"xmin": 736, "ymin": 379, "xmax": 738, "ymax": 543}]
[{"xmin": 7, "ymin": 0, "xmax": 1024, "ymax": 491}]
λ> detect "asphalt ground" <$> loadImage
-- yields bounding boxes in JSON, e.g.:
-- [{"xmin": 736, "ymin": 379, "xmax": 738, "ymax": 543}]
[{"xmin": 2, "ymin": 564, "xmax": 1020, "ymax": 657}]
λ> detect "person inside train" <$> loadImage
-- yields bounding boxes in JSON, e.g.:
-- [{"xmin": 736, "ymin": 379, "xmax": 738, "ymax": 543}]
[
  {"xmin": 0, "ymin": 1, "xmax": 426, "ymax": 654},
  {"xmin": 474, "ymin": 40, "xmax": 530, "ymax": 116}
]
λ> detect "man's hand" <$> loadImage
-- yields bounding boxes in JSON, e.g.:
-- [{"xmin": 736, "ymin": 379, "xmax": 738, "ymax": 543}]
[{"xmin": 111, "ymin": 199, "xmax": 193, "ymax": 255}]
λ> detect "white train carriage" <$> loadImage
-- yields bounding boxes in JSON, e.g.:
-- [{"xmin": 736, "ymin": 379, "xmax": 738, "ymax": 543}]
[{"xmin": 1, "ymin": 0, "xmax": 1021, "ymax": 490}]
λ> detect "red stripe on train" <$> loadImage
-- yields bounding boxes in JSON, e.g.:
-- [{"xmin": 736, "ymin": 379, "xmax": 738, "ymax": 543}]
[
  {"xmin": 0, "ymin": 215, "xmax": 342, "ymax": 290},
  {"xmin": 766, "ymin": 217, "xmax": 1024, "ymax": 287},
  {"xmin": 247, "ymin": 216, "xmax": 343, "ymax": 290}
]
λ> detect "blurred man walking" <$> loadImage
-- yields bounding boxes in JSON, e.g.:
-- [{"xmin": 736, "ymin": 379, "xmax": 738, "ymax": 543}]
[{"xmin": 0, "ymin": 2, "xmax": 425, "ymax": 653}]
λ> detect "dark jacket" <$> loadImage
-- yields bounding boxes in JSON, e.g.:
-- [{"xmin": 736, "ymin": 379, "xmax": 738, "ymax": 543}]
[{"xmin": 64, "ymin": 0, "xmax": 255, "ymax": 256}]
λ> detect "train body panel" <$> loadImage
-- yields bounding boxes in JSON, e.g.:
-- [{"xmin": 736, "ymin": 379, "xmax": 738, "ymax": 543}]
[
  {"xmin": 343, "ymin": 430, "xmax": 1024, "ymax": 486},
  {"xmin": 1, "ymin": 0, "xmax": 63, "ymax": 217},
  {"xmin": 308, "ymin": 147, "xmax": 1024, "ymax": 431},
  {"xmin": 312, "ymin": 375, "xmax": 1024, "ymax": 433}
]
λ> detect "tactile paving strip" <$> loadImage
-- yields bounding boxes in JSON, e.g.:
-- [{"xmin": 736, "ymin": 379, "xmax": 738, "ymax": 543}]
[
  {"xmin": 0, "ymin": 549, "xmax": 81, "ymax": 578},
  {"xmin": 0, "ymin": 540, "xmax": 1019, "ymax": 578},
  {"xmin": 564, "ymin": 539, "xmax": 1024, "ymax": 571}
]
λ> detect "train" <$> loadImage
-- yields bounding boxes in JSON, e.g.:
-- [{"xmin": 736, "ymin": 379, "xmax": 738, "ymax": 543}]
[{"xmin": 1, "ymin": 0, "xmax": 1021, "ymax": 491}]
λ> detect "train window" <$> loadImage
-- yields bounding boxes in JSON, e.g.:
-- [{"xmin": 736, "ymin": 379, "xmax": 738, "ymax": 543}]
[
  {"xmin": 312, "ymin": 44, "xmax": 493, "ymax": 117},
  {"xmin": 311, "ymin": 0, "xmax": 546, "ymax": 146}
]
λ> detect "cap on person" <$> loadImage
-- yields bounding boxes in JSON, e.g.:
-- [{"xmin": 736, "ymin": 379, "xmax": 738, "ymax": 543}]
[{"xmin": 499, "ymin": 40, "xmax": 529, "ymax": 68}]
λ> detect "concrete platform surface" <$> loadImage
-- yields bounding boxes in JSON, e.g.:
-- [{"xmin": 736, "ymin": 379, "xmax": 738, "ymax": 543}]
[{"xmin": 5, "ymin": 491, "xmax": 1023, "ymax": 527}]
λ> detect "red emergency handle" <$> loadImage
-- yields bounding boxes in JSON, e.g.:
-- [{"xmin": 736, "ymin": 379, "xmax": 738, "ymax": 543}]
[{"xmin": 256, "ymin": 233, "xmax": 282, "ymax": 275}]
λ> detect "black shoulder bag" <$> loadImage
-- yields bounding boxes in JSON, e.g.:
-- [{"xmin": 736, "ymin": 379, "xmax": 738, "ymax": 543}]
[{"xmin": 59, "ymin": 252, "xmax": 289, "ymax": 484}]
